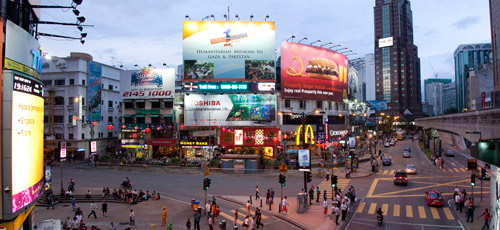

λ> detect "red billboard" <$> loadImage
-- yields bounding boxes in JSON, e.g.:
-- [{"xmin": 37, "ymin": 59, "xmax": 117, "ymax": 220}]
[{"xmin": 280, "ymin": 42, "xmax": 348, "ymax": 101}]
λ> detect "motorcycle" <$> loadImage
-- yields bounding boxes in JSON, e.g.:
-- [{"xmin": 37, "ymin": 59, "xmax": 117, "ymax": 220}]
[{"xmin": 376, "ymin": 208, "xmax": 383, "ymax": 226}]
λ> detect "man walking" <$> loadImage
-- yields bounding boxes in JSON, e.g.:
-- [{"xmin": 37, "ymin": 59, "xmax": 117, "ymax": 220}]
[
  {"xmin": 194, "ymin": 210, "xmax": 201, "ymax": 230},
  {"xmin": 88, "ymin": 202, "xmax": 97, "ymax": 219},
  {"xmin": 101, "ymin": 200, "xmax": 108, "ymax": 217},
  {"xmin": 255, "ymin": 208, "xmax": 264, "ymax": 229},
  {"xmin": 129, "ymin": 209, "xmax": 135, "ymax": 227},
  {"xmin": 270, "ymin": 188, "xmax": 275, "ymax": 203},
  {"xmin": 333, "ymin": 204, "xmax": 340, "ymax": 225},
  {"xmin": 308, "ymin": 186, "xmax": 314, "ymax": 205},
  {"xmin": 316, "ymin": 186, "xmax": 320, "ymax": 202},
  {"xmin": 479, "ymin": 208, "xmax": 490, "ymax": 230},
  {"xmin": 255, "ymin": 186, "xmax": 260, "ymax": 200},
  {"xmin": 161, "ymin": 207, "xmax": 167, "ymax": 226}
]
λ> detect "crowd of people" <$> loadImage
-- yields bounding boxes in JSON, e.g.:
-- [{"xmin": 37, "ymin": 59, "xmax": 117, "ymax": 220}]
[{"xmin": 245, "ymin": 60, "xmax": 275, "ymax": 80}]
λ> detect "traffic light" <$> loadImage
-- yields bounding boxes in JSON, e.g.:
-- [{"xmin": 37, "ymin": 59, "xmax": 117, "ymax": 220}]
[
  {"xmin": 471, "ymin": 174, "xmax": 476, "ymax": 186},
  {"xmin": 203, "ymin": 178, "xmax": 211, "ymax": 190},
  {"xmin": 348, "ymin": 152, "xmax": 352, "ymax": 159},
  {"xmin": 306, "ymin": 172, "xmax": 312, "ymax": 183},
  {"xmin": 481, "ymin": 168, "xmax": 486, "ymax": 180},
  {"xmin": 279, "ymin": 174, "xmax": 286, "ymax": 187},
  {"xmin": 331, "ymin": 175, "xmax": 338, "ymax": 188}
]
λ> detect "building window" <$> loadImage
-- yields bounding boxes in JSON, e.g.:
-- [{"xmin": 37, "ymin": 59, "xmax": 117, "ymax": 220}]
[
  {"xmin": 69, "ymin": 134, "xmax": 74, "ymax": 140},
  {"xmin": 42, "ymin": 80, "xmax": 52, "ymax": 85},
  {"xmin": 151, "ymin": 116, "xmax": 160, "ymax": 124},
  {"xmin": 54, "ymin": 79, "xmax": 65, "ymax": 85},
  {"xmin": 164, "ymin": 99, "xmax": 173, "ymax": 108},
  {"xmin": 54, "ymin": 116, "xmax": 64, "ymax": 123},
  {"xmin": 299, "ymin": 100, "xmax": 305, "ymax": 109},
  {"xmin": 328, "ymin": 102, "xmax": 332, "ymax": 110},
  {"xmin": 69, "ymin": 79, "xmax": 74, "ymax": 85},
  {"xmin": 124, "ymin": 116, "xmax": 133, "ymax": 123},
  {"xmin": 316, "ymin": 101, "xmax": 323, "ymax": 109},
  {"xmin": 82, "ymin": 97, "xmax": 85, "ymax": 106},
  {"xmin": 124, "ymin": 101, "xmax": 133, "ymax": 109},
  {"xmin": 82, "ymin": 79, "xmax": 86, "ymax": 85},
  {"xmin": 108, "ymin": 116, "xmax": 113, "ymax": 123},
  {"xmin": 151, "ymin": 100, "xmax": 161, "ymax": 109},
  {"xmin": 119, "ymin": 102, "xmax": 122, "ymax": 108},
  {"xmin": 54, "ymin": 96, "xmax": 65, "ymax": 105},
  {"xmin": 108, "ymin": 132, "xmax": 113, "ymax": 138},
  {"xmin": 108, "ymin": 85, "xmax": 113, "ymax": 90},
  {"xmin": 136, "ymin": 101, "xmax": 145, "ymax": 109},
  {"xmin": 136, "ymin": 116, "xmax": 145, "ymax": 124},
  {"xmin": 68, "ymin": 97, "xmax": 75, "ymax": 105},
  {"xmin": 284, "ymin": 100, "xmax": 290, "ymax": 108},
  {"xmin": 82, "ymin": 133, "xmax": 85, "ymax": 139},
  {"xmin": 108, "ymin": 101, "xmax": 113, "ymax": 108}
]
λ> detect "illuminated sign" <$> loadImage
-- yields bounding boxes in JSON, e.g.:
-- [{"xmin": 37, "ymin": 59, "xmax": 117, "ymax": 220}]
[
  {"xmin": 120, "ymin": 67, "xmax": 175, "ymax": 99},
  {"xmin": 378, "ymin": 37, "xmax": 393, "ymax": 48},
  {"xmin": 234, "ymin": 129, "xmax": 243, "ymax": 145},
  {"xmin": 91, "ymin": 141, "xmax": 97, "ymax": 152},
  {"xmin": 11, "ymin": 74, "xmax": 44, "ymax": 213},
  {"xmin": 180, "ymin": 140, "xmax": 209, "ymax": 146},
  {"xmin": 60, "ymin": 142, "xmax": 67, "ymax": 159},
  {"xmin": 198, "ymin": 83, "xmax": 250, "ymax": 91},
  {"xmin": 329, "ymin": 130, "xmax": 348, "ymax": 136},
  {"xmin": 296, "ymin": 125, "xmax": 315, "ymax": 145}
]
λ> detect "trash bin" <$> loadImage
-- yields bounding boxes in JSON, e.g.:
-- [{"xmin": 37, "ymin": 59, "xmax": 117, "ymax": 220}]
[
  {"xmin": 353, "ymin": 165, "xmax": 357, "ymax": 172},
  {"xmin": 317, "ymin": 168, "xmax": 322, "ymax": 175},
  {"xmin": 193, "ymin": 200, "xmax": 200, "ymax": 210},
  {"xmin": 191, "ymin": 198, "xmax": 195, "ymax": 209},
  {"xmin": 297, "ymin": 193, "xmax": 308, "ymax": 214}
]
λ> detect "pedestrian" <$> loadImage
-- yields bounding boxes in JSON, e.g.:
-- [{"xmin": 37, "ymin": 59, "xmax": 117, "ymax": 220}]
[
  {"xmin": 454, "ymin": 186, "xmax": 460, "ymax": 194},
  {"xmin": 308, "ymin": 186, "xmax": 314, "ymax": 205},
  {"xmin": 250, "ymin": 216, "xmax": 256, "ymax": 230},
  {"xmin": 479, "ymin": 208, "xmax": 490, "ymax": 229},
  {"xmin": 129, "ymin": 209, "xmax": 135, "ymax": 227},
  {"xmin": 255, "ymin": 186, "xmax": 260, "ymax": 200},
  {"xmin": 255, "ymin": 208, "xmax": 264, "ymax": 229},
  {"xmin": 88, "ymin": 202, "xmax": 97, "ymax": 219},
  {"xmin": 243, "ymin": 215, "xmax": 250, "ymax": 230},
  {"xmin": 270, "ymin": 188, "xmax": 275, "ymax": 202},
  {"xmin": 186, "ymin": 218, "xmax": 191, "ymax": 230},
  {"xmin": 323, "ymin": 190, "xmax": 327, "ymax": 201},
  {"xmin": 455, "ymin": 192, "xmax": 461, "ymax": 211},
  {"xmin": 234, "ymin": 210, "xmax": 238, "ymax": 227},
  {"xmin": 194, "ymin": 210, "xmax": 201, "ymax": 230},
  {"xmin": 72, "ymin": 196, "xmax": 77, "ymax": 211},
  {"xmin": 108, "ymin": 222, "xmax": 116, "ymax": 230},
  {"xmin": 341, "ymin": 201, "xmax": 348, "ymax": 220},
  {"xmin": 216, "ymin": 205, "xmax": 220, "ymax": 219},
  {"xmin": 101, "ymin": 200, "xmax": 108, "ymax": 217},
  {"xmin": 161, "ymin": 207, "xmax": 167, "ymax": 226},
  {"xmin": 86, "ymin": 190, "xmax": 91, "ymax": 199},
  {"xmin": 282, "ymin": 197, "xmax": 288, "ymax": 214},
  {"xmin": 63, "ymin": 216, "xmax": 71, "ymax": 230},
  {"xmin": 167, "ymin": 222, "xmax": 173, "ymax": 230},
  {"xmin": 265, "ymin": 189, "xmax": 270, "ymax": 204},
  {"xmin": 467, "ymin": 198, "xmax": 474, "ymax": 223},
  {"xmin": 316, "ymin": 186, "xmax": 320, "ymax": 202},
  {"xmin": 323, "ymin": 200, "xmax": 328, "ymax": 217},
  {"xmin": 206, "ymin": 202, "xmax": 211, "ymax": 218},
  {"xmin": 333, "ymin": 204, "xmax": 340, "ymax": 225},
  {"xmin": 208, "ymin": 214, "xmax": 214, "ymax": 230},
  {"xmin": 71, "ymin": 217, "xmax": 78, "ymax": 230},
  {"xmin": 47, "ymin": 193, "xmax": 55, "ymax": 209},
  {"xmin": 246, "ymin": 200, "xmax": 251, "ymax": 214}
]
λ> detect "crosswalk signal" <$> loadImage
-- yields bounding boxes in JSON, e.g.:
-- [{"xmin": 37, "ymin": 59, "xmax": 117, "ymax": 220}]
[
  {"xmin": 203, "ymin": 178, "xmax": 211, "ymax": 190},
  {"xmin": 471, "ymin": 174, "xmax": 475, "ymax": 186},
  {"xmin": 331, "ymin": 175, "xmax": 338, "ymax": 188},
  {"xmin": 481, "ymin": 168, "xmax": 486, "ymax": 180},
  {"xmin": 279, "ymin": 174, "xmax": 286, "ymax": 187},
  {"xmin": 306, "ymin": 172, "xmax": 312, "ymax": 183},
  {"xmin": 348, "ymin": 152, "xmax": 352, "ymax": 159}
]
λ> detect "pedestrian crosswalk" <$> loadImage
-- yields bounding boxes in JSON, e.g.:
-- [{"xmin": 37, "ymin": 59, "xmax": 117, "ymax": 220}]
[
  {"xmin": 355, "ymin": 202, "xmax": 455, "ymax": 220},
  {"xmin": 376, "ymin": 167, "xmax": 467, "ymax": 175},
  {"xmin": 317, "ymin": 178, "xmax": 351, "ymax": 197},
  {"xmin": 216, "ymin": 207, "xmax": 270, "ymax": 226}
]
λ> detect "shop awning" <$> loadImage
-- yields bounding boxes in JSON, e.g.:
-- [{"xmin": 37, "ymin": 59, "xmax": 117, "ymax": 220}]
[
  {"xmin": 136, "ymin": 100, "xmax": 145, "ymax": 102},
  {"xmin": 151, "ymin": 99, "xmax": 160, "ymax": 102},
  {"xmin": 123, "ymin": 114, "xmax": 133, "ymax": 118},
  {"xmin": 163, "ymin": 99, "xmax": 173, "ymax": 102},
  {"xmin": 136, "ymin": 115, "xmax": 145, "ymax": 118},
  {"xmin": 163, "ymin": 114, "xmax": 173, "ymax": 117},
  {"xmin": 124, "ymin": 99, "xmax": 132, "ymax": 103},
  {"xmin": 150, "ymin": 114, "xmax": 160, "ymax": 118}
]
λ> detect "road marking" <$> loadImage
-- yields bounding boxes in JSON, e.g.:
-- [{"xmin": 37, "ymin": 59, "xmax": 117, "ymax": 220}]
[
  {"xmin": 451, "ymin": 162, "xmax": 456, "ymax": 166},
  {"xmin": 448, "ymin": 169, "xmax": 454, "ymax": 173},
  {"xmin": 430, "ymin": 207, "xmax": 440, "ymax": 219},
  {"xmin": 383, "ymin": 170, "xmax": 388, "ymax": 175},
  {"xmin": 238, "ymin": 207, "xmax": 268, "ymax": 219},
  {"xmin": 443, "ymin": 207, "xmax": 455, "ymax": 220},
  {"xmin": 368, "ymin": 203, "xmax": 377, "ymax": 214},
  {"xmin": 381, "ymin": 204, "xmax": 389, "ymax": 216},
  {"xmin": 366, "ymin": 178, "xmax": 379, "ymax": 198},
  {"xmin": 390, "ymin": 170, "xmax": 395, "ymax": 175},
  {"xmin": 219, "ymin": 211, "xmax": 243, "ymax": 225},
  {"xmin": 352, "ymin": 218, "xmax": 464, "ymax": 229},
  {"xmin": 393, "ymin": 204, "xmax": 400, "ymax": 217},
  {"xmin": 373, "ymin": 179, "xmax": 469, "ymax": 197},
  {"xmin": 406, "ymin": 205, "xmax": 413, "ymax": 218},
  {"xmin": 357, "ymin": 202, "xmax": 366, "ymax": 213},
  {"xmin": 460, "ymin": 168, "xmax": 466, "ymax": 172},
  {"xmin": 418, "ymin": 206, "xmax": 426, "ymax": 218},
  {"xmin": 453, "ymin": 168, "xmax": 460, "ymax": 172}
]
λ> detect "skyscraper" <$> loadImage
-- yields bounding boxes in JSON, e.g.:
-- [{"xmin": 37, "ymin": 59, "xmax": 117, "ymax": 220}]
[
  {"xmin": 453, "ymin": 43, "xmax": 492, "ymax": 111},
  {"xmin": 442, "ymin": 82, "xmax": 456, "ymax": 113},
  {"xmin": 489, "ymin": 0, "xmax": 500, "ymax": 107},
  {"xmin": 374, "ymin": 0, "xmax": 422, "ymax": 116},
  {"xmin": 423, "ymin": 78, "xmax": 451, "ymax": 102}
]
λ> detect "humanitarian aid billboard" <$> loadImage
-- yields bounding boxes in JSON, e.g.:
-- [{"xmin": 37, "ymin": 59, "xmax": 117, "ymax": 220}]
[
  {"xmin": 183, "ymin": 21, "xmax": 275, "ymax": 81},
  {"xmin": 120, "ymin": 67, "xmax": 175, "ymax": 99},
  {"xmin": 185, "ymin": 94, "xmax": 276, "ymax": 126},
  {"xmin": 280, "ymin": 42, "xmax": 348, "ymax": 101},
  {"xmin": 11, "ymin": 74, "xmax": 44, "ymax": 213}
]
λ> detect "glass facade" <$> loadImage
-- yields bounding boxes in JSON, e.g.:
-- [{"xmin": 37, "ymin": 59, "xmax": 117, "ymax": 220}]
[
  {"xmin": 382, "ymin": 5, "xmax": 391, "ymax": 37},
  {"xmin": 382, "ymin": 47, "xmax": 391, "ymax": 102}
]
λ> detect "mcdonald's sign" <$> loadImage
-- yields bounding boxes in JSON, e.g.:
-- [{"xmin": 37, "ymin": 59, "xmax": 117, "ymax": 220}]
[{"xmin": 296, "ymin": 125, "xmax": 315, "ymax": 145}]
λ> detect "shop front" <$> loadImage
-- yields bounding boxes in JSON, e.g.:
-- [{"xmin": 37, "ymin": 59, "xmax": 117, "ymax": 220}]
[
  {"xmin": 180, "ymin": 138, "xmax": 211, "ymax": 160},
  {"xmin": 148, "ymin": 139, "xmax": 178, "ymax": 158},
  {"xmin": 220, "ymin": 128, "xmax": 280, "ymax": 159}
]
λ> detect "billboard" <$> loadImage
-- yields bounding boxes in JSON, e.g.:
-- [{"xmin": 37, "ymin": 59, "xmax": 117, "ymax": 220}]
[
  {"xmin": 11, "ymin": 74, "xmax": 44, "ymax": 213},
  {"xmin": 88, "ymin": 61, "xmax": 102, "ymax": 121},
  {"xmin": 183, "ymin": 21, "xmax": 275, "ymax": 81},
  {"xmin": 121, "ymin": 67, "xmax": 175, "ymax": 99},
  {"xmin": 378, "ymin": 37, "xmax": 393, "ymax": 48},
  {"xmin": 298, "ymin": 149, "xmax": 311, "ymax": 172},
  {"xmin": 367, "ymin": 100, "xmax": 388, "ymax": 111},
  {"xmin": 280, "ymin": 42, "xmax": 348, "ymax": 101},
  {"xmin": 185, "ymin": 94, "xmax": 276, "ymax": 126}
]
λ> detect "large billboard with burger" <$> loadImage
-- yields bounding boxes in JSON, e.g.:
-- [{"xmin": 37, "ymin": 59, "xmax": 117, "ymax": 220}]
[{"xmin": 280, "ymin": 42, "xmax": 348, "ymax": 101}]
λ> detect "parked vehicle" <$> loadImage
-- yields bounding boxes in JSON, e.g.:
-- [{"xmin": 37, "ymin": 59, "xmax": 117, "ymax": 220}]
[
  {"xmin": 384, "ymin": 142, "xmax": 390, "ymax": 148},
  {"xmin": 404, "ymin": 146, "xmax": 411, "ymax": 152}
]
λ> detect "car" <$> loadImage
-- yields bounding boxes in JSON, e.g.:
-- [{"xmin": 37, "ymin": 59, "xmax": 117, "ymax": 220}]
[
  {"xmin": 404, "ymin": 146, "xmax": 411, "ymax": 152},
  {"xmin": 384, "ymin": 142, "xmax": 390, "ymax": 148},
  {"xmin": 394, "ymin": 172, "xmax": 408, "ymax": 185},
  {"xmin": 382, "ymin": 157, "xmax": 392, "ymax": 166},
  {"xmin": 425, "ymin": 190, "xmax": 444, "ymax": 207},
  {"xmin": 390, "ymin": 140, "xmax": 395, "ymax": 146},
  {"xmin": 445, "ymin": 150, "xmax": 454, "ymax": 157},
  {"xmin": 405, "ymin": 164, "xmax": 416, "ymax": 174},
  {"xmin": 402, "ymin": 150, "xmax": 411, "ymax": 158}
]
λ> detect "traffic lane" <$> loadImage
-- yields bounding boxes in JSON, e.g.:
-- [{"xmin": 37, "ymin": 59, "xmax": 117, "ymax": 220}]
[
  {"xmin": 347, "ymin": 218, "xmax": 463, "ymax": 230},
  {"xmin": 440, "ymin": 142, "xmax": 471, "ymax": 169},
  {"xmin": 382, "ymin": 140, "xmax": 431, "ymax": 173}
]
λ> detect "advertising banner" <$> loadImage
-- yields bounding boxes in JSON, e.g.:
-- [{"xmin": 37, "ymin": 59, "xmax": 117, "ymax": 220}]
[
  {"xmin": 367, "ymin": 100, "xmax": 388, "ymax": 111},
  {"xmin": 183, "ymin": 21, "xmax": 275, "ymax": 81},
  {"xmin": 280, "ymin": 42, "xmax": 348, "ymax": 101},
  {"xmin": 11, "ymin": 74, "xmax": 44, "ymax": 213},
  {"xmin": 185, "ymin": 94, "xmax": 276, "ymax": 126},
  {"xmin": 316, "ymin": 124, "xmax": 326, "ymax": 143},
  {"xmin": 349, "ymin": 137, "xmax": 356, "ymax": 149},
  {"xmin": 88, "ymin": 61, "xmax": 102, "ymax": 121},
  {"xmin": 5, "ymin": 20, "xmax": 42, "ymax": 78},
  {"xmin": 120, "ymin": 67, "xmax": 175, "ymax": 99},
  {"xmin": 298, "ymin": 149, "xmax": 311, "ymax": 172},
  {"xmin": 378, "ymin": 37, "xmax": 393, "ymax": 48}
]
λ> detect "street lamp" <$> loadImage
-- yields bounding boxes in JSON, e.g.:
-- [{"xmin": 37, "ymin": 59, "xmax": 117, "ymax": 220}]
[
  {"xmin": 298, "ymin": 37, "xmax": 308, "ymax": 43},
  {"xmin": 310, "ymin": 40, "xmax": 321, "ymax": 45},
  {"xmin": 329, "ymin": 45, "xmax": 341, "ymax": 50},
  {"xmin": 335, "ymin": 47, "xmax": 348, "ymax": 52},
  {"xmin": 287, "ymin": 35, "xmax": 295, "ymax": 42},
  {"xmin": 320, "ymin": 42, "xmax": 333, "ymax": 47}
]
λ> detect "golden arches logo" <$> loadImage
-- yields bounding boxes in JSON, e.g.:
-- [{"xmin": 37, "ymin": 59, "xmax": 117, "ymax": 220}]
[{"xmin": 295, "ymin": 125, "xmax": 315, "ymax": 145}]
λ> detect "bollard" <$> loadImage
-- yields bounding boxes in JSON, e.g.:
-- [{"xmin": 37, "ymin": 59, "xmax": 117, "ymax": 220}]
[
  {"xmin": 279, "ymin": 203, "xmax": 282, "ymax": 213},
  {"xmin": 260, "ymin": 199, "xmax": 263, "ymax": 208},
  {"xmin": 269, "ymin": 202, "xmax": 272, "ymax": 211},
  {"xmin": 249, "ymin": 196, "xmax": 252, "ymax": 204}
]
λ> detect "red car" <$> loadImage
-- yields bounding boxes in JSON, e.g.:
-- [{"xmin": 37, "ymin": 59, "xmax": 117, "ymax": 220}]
[{"xmin": 425, "ymin": 190, "xmax": 444, "ymax": 207}]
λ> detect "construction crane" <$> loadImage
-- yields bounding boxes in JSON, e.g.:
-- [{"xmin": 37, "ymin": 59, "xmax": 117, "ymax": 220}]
[{"xmin": 429, "ymin": 61, "xmax": 438, "ymax": 78}]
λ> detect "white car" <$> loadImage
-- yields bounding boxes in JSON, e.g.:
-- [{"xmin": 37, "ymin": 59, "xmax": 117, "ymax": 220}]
[
  {"xmin": 390, "ymin": 140, "xmax": 395, "ymax": 146},
  {"xmin": 384, "ymin": 142, "xmax": 390, "ymax": 147},
  {"xmin": 403, "ymin": 150, "xmax": 411, "ymax": 158},
  {"xmin": 405, "ymin": 165, "xmax": 416, "ymax": 174}
]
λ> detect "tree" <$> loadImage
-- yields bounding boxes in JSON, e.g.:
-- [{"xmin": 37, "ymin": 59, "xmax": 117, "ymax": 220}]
[{"xmin": 444, "ymin": 107, "xmax": 458, "ymax": 115}]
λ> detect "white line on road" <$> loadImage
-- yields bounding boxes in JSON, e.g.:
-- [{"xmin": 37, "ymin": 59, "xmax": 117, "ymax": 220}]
[
  {"xmin": 451, "ymin": 162, "xmax": 456, "ymax": 166},
  {"xmin": 161, "ymin": 195, "xmax": 191, "ymax": 205},
  {"xmin": 353, "ymin": 218, "xmax": 464, "ymax": 229}
]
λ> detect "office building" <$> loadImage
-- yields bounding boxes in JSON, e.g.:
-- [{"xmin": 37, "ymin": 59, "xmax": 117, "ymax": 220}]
[
  {"xmin": 442, "ymin": 82, "xmax": 457, "ymax": 113},
  {"xmin": 424, "ymin": 82, "xmax": 443, "ymax": 116},
  {"xmin": 467, "ymin": 63, "xmax": 494, "ymax": 110},
  {"xmin": 423, "ymin": 78, "xmax": 451, "ymax": 102},
  {"xmin": 374, "ymin": 0, "xmax": 422, "ymax": 116},
  {"xmin": 490, "ymin": 0, "xmax": 500, "ymax": 107},
  {"xmin": 453, "ymin": 43, "xmax": 492, "ymax": 111},
  {"xmin": 351, "ymin": 54, "xmax": 376, "ymax": 101},
  {"xmin": 42, "ymin": 53, "xmax": 122, "ymax": 160}
]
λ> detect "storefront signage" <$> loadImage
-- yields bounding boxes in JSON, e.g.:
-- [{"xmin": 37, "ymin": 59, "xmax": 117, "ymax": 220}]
[
  {"xmin": 122, "ymin": 145, "xmax": 141, "ymax": 148},
  {"xmin": 298, "ymin": 149, "xmax": 311, "ymax": 172},
  {"xmin": 296, "ymin": 125, "xmax": 315, "ymax": 145},
  {"xmin": 5, "ymin": 20, "xmax": 42, "ymax": 78},
  {"xmin": 180, "ymin": 140, "xmax": 209, "ymax": 146},
  {"xmin": 234, "ymin": 129, "xmax": 243, "ymax": 145},
  {"xmin": 316, "ymin": 125, "xmax": 326, "ymax": 143},
  {"xmin": 120, "ymin": 67, "xmax": 175, "ymax": 99},
  {"xmin": 88, "ymin": 61, "xmax": 102, "ymax": 121},
  {"xmin": 60, "ymin": 142, "xmax": 66, "ymax": 159},
  {"xmin": 148, "ymin": 139, "xmax": 176, "ymax": 146},
  {"xmin": 329, "ymin": 130, "xmax": 348, "ymax": 136},
  {"xmin": 198, "ymin": 83, "xmax": 250, "ymax": 91},
  {"xmin": 183, "ymin": 21, "xmax": 275, "ymax": 81},
  {"xmin": 136, "ymin": 109, "xmax": 160, "ymax": 115},
  {"xmin": 91, "ymin": 141, "xmax": 97, "ymax": 152},
  {"xmin": 348, "ymin": 137, "xmax": 356, "ymax": 149}
]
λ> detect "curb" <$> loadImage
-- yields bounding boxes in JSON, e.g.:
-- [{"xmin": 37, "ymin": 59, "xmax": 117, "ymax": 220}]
[
  {"xmin": 216, "ymin": 196, "xmax": 309, "ymax": 230},
  {"xmin": 447, "ymin": 199, "xmax": 469, "ymax": 230},
  {"xmin": 341, "ymin": 198, "xmax": 362, "ymax": 229}
]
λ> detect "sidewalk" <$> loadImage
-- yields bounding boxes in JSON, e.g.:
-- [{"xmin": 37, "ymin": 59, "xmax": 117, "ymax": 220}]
[
  {"xmin": 448, "ymin": 194, "xmax": 491, "ymax": 230},
  {"xmin": 220, "ymin": 194, "xmax": 356, "ymax": 230}
]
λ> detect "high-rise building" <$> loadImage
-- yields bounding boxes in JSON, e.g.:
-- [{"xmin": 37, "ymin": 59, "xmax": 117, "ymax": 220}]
[
  {"xmin": 423, "ymin": 78, "xmax": 451, "ymax": 102},
  {"xmin": 453, "ymin": 43, "xmax": 492, "ymax": 111},
  {"xmin": 424, "ymin": 82, "xmax": 443, "ymax": 116},
  {"xmin": 374, "ymin": 0, "xmax": 422, "ymax": 116},
  {"xmin": 490, "ymin": 0, "xmax": 500, "ymax": 107},
  {"xmin": 354, "ymin": 54, "xmax": 376, "ymax": 101},
  {"xmin": 467, "ymin": 63, "xmax": 494, "ymax": 110},
  {"xmin": 442, "ymin": 82, "xmax": 456, "ymax": 113}
]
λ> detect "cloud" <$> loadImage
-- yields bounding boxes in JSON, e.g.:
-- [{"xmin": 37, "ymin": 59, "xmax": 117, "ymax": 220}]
[{"xmin": 452, "ymin": 16, "xmax": 480, "ymax": 30}]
